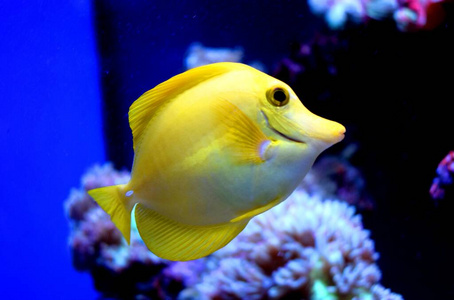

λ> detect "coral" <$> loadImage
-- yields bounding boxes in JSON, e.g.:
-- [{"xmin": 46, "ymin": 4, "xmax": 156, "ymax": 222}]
[
  {"xmin": 430, "ymin": 151, "xmax": 454, "ymax": 200},
  {"xmin": 65, "ymin": 163, "xmax": 401, "ymax": 299},
  {"xmin": 308, "ymin": 0, "xmax": 367, "ymax": 29},
  {"xmin": 301, "ymin": 145, "xmax": 375, "ymax": 210},
  {"xmin": 184, "ymin": 43, "xmax": 244, "ymax": 70},
  {"xmin": 179, "ymin": 189, "xmax": 402, "ymax": 299},
  {"xmin": 184, "ymin": 43, "xmax": 266, "ymax": 71},
  {"xmin": 307, "ymin": 0, "xmax": 448, "ymax": 31}
]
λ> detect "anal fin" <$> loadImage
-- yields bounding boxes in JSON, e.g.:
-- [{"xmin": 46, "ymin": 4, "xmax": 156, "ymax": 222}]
[
  {"xmin": 230, "ymin": 197, "xmax": 282, "ymax": 223},
  {"xmin": 134, "ymin": 204, "xmax": 249, "ymax": 261}
]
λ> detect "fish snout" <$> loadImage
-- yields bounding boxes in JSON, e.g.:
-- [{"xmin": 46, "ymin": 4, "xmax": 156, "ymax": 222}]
[
  {"xmin": 316, "ymin": 118, "xmax": 345, "ymax": 143},
  {"xmin": 303, "ymin": 115, "xmax": 345, "ymax": 149}
]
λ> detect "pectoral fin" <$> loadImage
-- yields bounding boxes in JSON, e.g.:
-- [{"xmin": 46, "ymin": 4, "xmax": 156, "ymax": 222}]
[
  {"xmin": 213, "ymin": 99, "xmax": 272, "ymax": 164},
  {"xmin": 134, "ymin": 204, "xmax": 249, "ymax": 261}
]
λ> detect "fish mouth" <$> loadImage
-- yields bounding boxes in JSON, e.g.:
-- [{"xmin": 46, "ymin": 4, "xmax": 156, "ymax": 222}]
[{"xmin": 261, "ymin": 110, "xmax": 305, "ymax": 144}]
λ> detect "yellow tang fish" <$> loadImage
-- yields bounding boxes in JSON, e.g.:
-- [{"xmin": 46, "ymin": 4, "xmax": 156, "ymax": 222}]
[{"xmin": 88, "ymin": 62, "xmax": 345, "ymax": 261}]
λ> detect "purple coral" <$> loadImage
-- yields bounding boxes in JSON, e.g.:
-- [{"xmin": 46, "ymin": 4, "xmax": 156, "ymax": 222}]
[
  {"xmin": 180, "ymin": 189, "xmax": 402, "ymax": 299},
  {"xmin": 430, "ymin": 151, "xmax": 454, "ymax": 200}
]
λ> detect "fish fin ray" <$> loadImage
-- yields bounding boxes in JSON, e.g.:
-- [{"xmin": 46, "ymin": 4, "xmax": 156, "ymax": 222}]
[
  {"xmin": 88, "ymin": 184, "xmax": 132, "ymax": 244},
  {"xmin": 129, "ymin": 62, "xmax": 253, "ymax": 151},
  {"xmin": 212, "ymin": 99, "xmax": 271, "ymax": 164},
  {"xmin": 134, "ymin": 203, "xmax": 249, "ymax": 261}
]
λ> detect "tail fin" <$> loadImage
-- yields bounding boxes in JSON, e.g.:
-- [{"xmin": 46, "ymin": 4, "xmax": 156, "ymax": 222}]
[{"xmin": 88, "ymin": 184, "xmax": 132, "ymax": 244}]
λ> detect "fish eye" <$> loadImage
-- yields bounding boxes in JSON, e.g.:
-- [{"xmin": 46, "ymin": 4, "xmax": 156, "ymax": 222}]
[{"xmin": 267, "ymin": 87, "xmax": 290, "ymax": 107}]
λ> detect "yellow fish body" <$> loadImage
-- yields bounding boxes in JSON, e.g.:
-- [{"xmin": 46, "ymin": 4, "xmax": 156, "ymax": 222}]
[{"xmin": 88, "ymin": 62, "xmax": 345, "ymax": 261}]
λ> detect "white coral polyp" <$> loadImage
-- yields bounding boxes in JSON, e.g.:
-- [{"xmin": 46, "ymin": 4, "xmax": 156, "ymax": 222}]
[{"xmin": 188, "ymin": 188, "xmax": 394, "ymax": 299}]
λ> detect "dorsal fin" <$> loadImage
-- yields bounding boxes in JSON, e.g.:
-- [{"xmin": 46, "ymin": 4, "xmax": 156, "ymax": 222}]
[{"xmin": 128, "ymin": 62, "xmax": 253, "ymax": 151}]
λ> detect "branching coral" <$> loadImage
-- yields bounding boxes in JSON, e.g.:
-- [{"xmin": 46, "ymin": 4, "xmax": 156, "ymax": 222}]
[{"xmin": 65, "ymin": 163, "xmax": 401, "ymax": 299}]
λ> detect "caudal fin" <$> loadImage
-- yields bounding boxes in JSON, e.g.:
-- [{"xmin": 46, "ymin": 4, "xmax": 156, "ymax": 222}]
[{"xmin": 88, "ymin": 184, "xmax": 131, "ymax": 243}]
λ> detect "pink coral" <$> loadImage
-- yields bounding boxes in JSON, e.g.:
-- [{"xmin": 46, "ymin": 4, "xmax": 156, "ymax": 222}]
[{"xmin": 307, "ymin": 0, "xmax": 448, "ymax": 31}]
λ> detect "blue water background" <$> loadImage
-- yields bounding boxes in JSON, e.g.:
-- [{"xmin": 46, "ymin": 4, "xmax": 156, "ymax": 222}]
[{"xmin": 0, "ymin": 1, "xmax": 103, "ymax": 299}]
